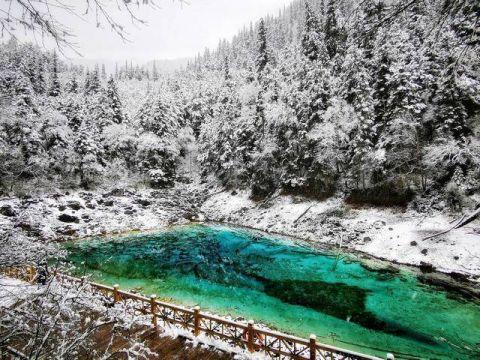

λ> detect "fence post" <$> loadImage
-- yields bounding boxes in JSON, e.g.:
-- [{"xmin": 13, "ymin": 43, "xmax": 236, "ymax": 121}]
[
  {"xmin": 386, "ymin": 353, "xmax": 395, "ymax": 360},
  {"xmin": 193, "ymin": 306, "xmax": 201, "ymax": 336},
  {"xmin": 27, "ymin": 266, "xmax": 34, "ymax": 282},
  {"xmin": 247, "ymin": 320, "xmax": 255, "ymax": 353},
  {"xmin": 150, "ymin": 295, "xmax": 158, "ymax": 329},
  {"xmin": 309, "ymin": 334, "xmax": 316, "ymax": 360},
  {"xmin": 113, "ymin": 284, "xmax": 120, "ymax": 303}
]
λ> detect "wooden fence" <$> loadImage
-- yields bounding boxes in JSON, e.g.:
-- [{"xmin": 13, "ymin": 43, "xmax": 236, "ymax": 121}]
[{"xmin": 1, "ymin": 266, "xmax": 391, "ymax": 360}]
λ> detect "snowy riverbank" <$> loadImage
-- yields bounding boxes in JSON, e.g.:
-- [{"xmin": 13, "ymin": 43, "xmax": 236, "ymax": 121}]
[
  {"xmin": 1, "ymin": 186, "xmax": 479, "ymax": 279},
  {"xmin": 201, "ymin": 190, "xmax": 480, "ymax": 279},
  {"xmin": 0, "ymin": 188, "xmax": 198, "ymax": 242}
]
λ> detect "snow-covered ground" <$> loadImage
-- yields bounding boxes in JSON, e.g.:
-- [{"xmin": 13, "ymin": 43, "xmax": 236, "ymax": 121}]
[
  {"xmin": 1, "ymin": 185, "xmax": 479, "ymax": 279},
  {"xmin": 0, "ymin": 188, "xmax": 197, "ymax": 242},
  {"xmin": 201, "ymin": 190, "xmax": 480, "ymax": 278}
]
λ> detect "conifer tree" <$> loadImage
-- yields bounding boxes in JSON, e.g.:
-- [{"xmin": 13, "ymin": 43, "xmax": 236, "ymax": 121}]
[
  {"xmin": 301, "ymin": 2, "xmax": 324, "ymax": 62},
  {"xmin": 324, "ymin": 0, "xmax": 340, "ymax": 59},
  {"xmin": 74, "ymin": 118, "xmax": 103, "ymax": 189},
  {"xmin": 152, "ymin": 61, "xmax": 159, "ymax": 81},
  {"xmin": 34, "ymin": 58, "xmax": 46, "ymax": 94},
  {"xmin": 60, "ymin": 96, "xmax": 82, "ymax": 131},
  {"xmin": 105, "ymin": 76, "xmax": 123, "ymax": 124},
  {"xmin": 48, "ymin": 51, "xmax": 61, "ymax": 97},
  {"xmin": 84, "ymin": 68, "xmax": 101, "ymax": 95},
  {"xmin": 13, "ymin": 75, "xmax": 36, "ymax": 116},
  {"xmin": 434, "ymin": 63, "xmax": 469, "ymax": 141},
  {"xmin": 65, "ymin": 76, "xmax": 79, "ymax": 93},
  {"xmin": 256, "ymin": 18, "xmax": 269, "ymax": 75}
]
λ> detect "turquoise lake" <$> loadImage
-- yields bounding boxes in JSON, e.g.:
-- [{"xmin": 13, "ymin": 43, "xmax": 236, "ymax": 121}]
[{"xmin": 64, "ymin": 224, "xmax": 480, "ymax": 359}]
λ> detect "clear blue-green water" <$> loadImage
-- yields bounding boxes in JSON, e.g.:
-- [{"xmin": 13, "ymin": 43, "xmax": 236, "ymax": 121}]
[{"xmin": 63, "ymin": 224, "xmax": 480, "ymax": 359}]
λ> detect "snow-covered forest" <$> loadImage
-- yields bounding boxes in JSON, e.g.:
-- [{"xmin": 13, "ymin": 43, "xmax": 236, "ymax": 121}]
[
  {"xmin": 0, "ymin": 0, "xmax": 478, "ymax": 210},
  {"xmin": 1, "ymin": 0, "xmax": 480, "ymax": 358}
]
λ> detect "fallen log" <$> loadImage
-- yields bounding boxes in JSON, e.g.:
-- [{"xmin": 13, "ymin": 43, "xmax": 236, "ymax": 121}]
[
  {"xmin": 422, "ymin": 208, "xmax": 480, "ymax": 241},
  {"xmin": 455, "ymin": 207, "xmax": 480, "ymax": 229},
  {"xmin": 294, "ymin": 204, "xmax": 314, "ymax": 223}
]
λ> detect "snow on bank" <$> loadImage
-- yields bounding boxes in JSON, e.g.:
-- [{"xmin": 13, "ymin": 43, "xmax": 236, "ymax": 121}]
[
  {"xmin": 0, "ymin": 188, "xmax": 195, "ymax": 242},
  {"xmin": 0, "ymin": 276, "xmax": 35, "ymax": 307},
  {"xmin": 201, "ymin": 190, "xmax": 480, "ymax": 278}
]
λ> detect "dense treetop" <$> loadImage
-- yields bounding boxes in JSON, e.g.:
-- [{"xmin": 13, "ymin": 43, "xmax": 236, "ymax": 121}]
[{"xmin": 0, "ymin": 0, "xmax": 478, "ymax": 209}]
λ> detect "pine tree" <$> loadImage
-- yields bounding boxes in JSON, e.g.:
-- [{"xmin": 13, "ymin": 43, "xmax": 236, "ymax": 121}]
[
  {"xmin": 434, "ymin": 63, "xmax": 469, "ymax": 141},
  {"xmin": 105, "ymin": 76, "xmax": 123, "ymax": 124},
  {"xmin": 83, "ymin": 70, "xmax": 91, "ymax": 95},
  {"xmin": 152, "ymin": 61, "xmax": 159, "ymax": 81},
  {"xmin": 60, "ymin": 95, "xmax": 82, "ymax": 131},
  {"xmin": 34, "ymin": 57, "xmax": 46, "ymax": 94},
  {"xmin": 101, "ymin": 63, "xmax": 106, "ymax": 79},
  {"xmin": 13, "ymin": 74, "xmax": 37, "ymax": 116},
  {"xmin": 301, "ymin": 2, "xmax": 324, "ymax": 62},
  {"xmin": 65, "ymin": 76, "xmax": 79, "ymax": 93},
  {"xmin": 91, "ymin": 66, "xmax": 101, "ymax": 92},
  {"xmin": 48, "ymin": 51, "xmax": 61, "ymax": 97},
  {"xmin": 256, "ymin": 18, "xmax": 269, "ymax": 75},
  {"xmin": 297, "ymin": 2, "xmax": 330, "ymax": 128},
  {"xmin": 84, "ymin": 67, "xmax": 101, "ymax": 95},
  {"xmin": 74, "ymin": 118, "xmax": 103, "ymax": 189},
  {"xmin": 137, "ymin": 91, "xmax": 181, "ymax": 138},
  {"xmin": 324, "ymin": 0, "xmax": 340, "ymax": 59}
]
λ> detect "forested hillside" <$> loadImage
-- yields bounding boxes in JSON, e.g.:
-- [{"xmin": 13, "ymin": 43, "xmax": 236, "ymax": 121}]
[{"xmin": 0, "ymin": 0, "xmax": 479, "ymax": 210}]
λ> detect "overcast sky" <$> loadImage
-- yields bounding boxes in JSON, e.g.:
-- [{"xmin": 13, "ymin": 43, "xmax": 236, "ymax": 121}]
[{"xmin": 10, "ymin": 0, "xmax": 294, "ymax": 65}]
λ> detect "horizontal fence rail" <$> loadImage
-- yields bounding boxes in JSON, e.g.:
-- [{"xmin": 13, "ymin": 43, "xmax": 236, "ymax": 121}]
[{"xmin": 1, "ymin": 266, "xmax": 391, "ymax": 360}]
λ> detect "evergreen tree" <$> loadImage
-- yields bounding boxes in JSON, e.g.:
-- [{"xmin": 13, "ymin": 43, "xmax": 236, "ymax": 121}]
[
  {"xmin": 65, "ymin": 76, "xmax": 79, "ymax": 93},
  {"xmin": 301, "ymin": 2, "xmax": 324, "ymax": 62},
  {"xmin": 137, "ymin": 91, "xmax": 181, "ymax": 138},
  {"xmin": 324, "ymin": 0, "xmax": 340, "ymax": 59},
  {"xmin": 84, "ymin": 67, "xmax": 101, "ymax": 95},
  {"xmin": 48, "ymin": 51, "xmax": 61, "ymax": 97},
  {"xmin": 105, "ymin": 76, "xmax": 123, "ymax": 124},
  {"xmin": 13, "ymin": 74, "xmax": 37, "ymax": 116},
  {"xmin": 433, "ymin": 63, "xmax": 470, "ymax": 141},
  {"xmin": 60, "ymin": 95, "xmax": 83, "ymax": 131},
  {"xmin": 256, "ymin": 18, "xmax": 269, "ymax": 75},
  {"xmin": 152, "ymin": 61, "xmax": 159, "ymax": 81},
  {"xmin": 224, "ymin": 56, "xmax": 231, "ymax": 80},
  {"xmin": 74, "ymin": 118, "xmax": 103, "ymax": 189},
  {"xmin": 34, "ymin": 57, "xmax": 46, "ymax": 94},
  {"xmin": 101, "ymin": 63, "xmax": 106, "ymax": 79},
  {"xmin": 84, "ymin": 70, "xmax": 91, "ymax": 95}
]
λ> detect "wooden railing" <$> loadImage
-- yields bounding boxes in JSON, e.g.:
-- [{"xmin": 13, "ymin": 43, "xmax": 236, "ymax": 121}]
[{"xmin": 1, "ymin": 266, "xmax": 391, "ymax": 360}]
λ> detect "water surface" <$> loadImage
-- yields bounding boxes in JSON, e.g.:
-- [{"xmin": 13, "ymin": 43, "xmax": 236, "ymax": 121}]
[{"xmin": 64, "ymin": 224, "xmax": 480, "ymax": 359}]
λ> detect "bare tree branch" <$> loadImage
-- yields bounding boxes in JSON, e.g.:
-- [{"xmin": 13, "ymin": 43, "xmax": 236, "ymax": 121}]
[{"xmin": 0, "ymin": 0, "xmax": 185, "ymax": 55}]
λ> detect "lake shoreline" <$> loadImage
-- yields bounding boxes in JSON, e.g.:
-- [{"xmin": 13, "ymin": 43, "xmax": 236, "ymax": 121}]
[
  {"xmin": 1, "ymin": 185, "xmax": 479, "ymax": 295},
  {"xmin": 200, "ymin": 189, "xmax": 480, "ymax": 281}
]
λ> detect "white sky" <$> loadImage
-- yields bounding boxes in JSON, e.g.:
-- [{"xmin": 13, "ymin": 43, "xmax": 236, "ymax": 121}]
[{"xmin": 8, "ymin": 0, "xmax": 294, "ymax": 64}]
